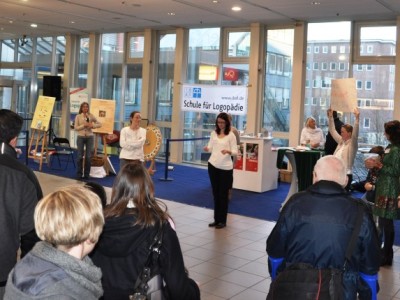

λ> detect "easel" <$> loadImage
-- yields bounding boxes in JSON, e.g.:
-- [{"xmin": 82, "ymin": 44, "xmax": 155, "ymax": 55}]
[
  {"xmin": 28, "ymin": 128, "xmax": 47, "ymax": 171},
  {"xmin": 94, "ymin": 133, "xmax": 110, "ymax": 175}
]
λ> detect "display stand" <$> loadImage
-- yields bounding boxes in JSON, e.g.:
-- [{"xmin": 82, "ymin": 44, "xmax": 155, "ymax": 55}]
[
  {"xmin": 233, "ymin": 136, "xmax": 278, "ymax": 193},
  {"xmin": 28, "ymin": 129, "xmax": 47, "ymax": 171}
]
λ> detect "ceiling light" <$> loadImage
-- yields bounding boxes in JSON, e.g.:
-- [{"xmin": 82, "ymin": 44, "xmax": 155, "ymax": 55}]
[
  {"xmin": 69, "ymin": 21, "xmax": 75, "ymax": 24},
  {"xmin": 30, "ymin": 23, "xmax": 37, "ymax": 28},
  {"xmin": 212, "ymin": 0, "xmax": 219, "ymax": 3},
  {"xmin": 311, "ymin": 1, "xmax": 321, "ymax": 4},
  {"xmin": 168, "ymin": 12, "xmax": 176, "ymax": 16},
  {"xmin": 232, "ymin": 6, "xmax": 242, "ymax": 12}
]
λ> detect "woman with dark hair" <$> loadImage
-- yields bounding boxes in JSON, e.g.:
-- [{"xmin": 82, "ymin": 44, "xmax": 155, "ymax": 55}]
[
  {"xmin": 74, "ymin": 102, "xmax": 102, "ymax": 179},
  {"xmin": 203, "ymin": 112, "xmax": 238, "ymax": 229},
  {"xmin": 119, "ymin": 111, "xmax": 147, "ymax": 171},
  {"xmin": 91, "ymin": 163, "xmax": 200, "ymax": 300},
  {"xmin": 327, "ymin": 107, "xmax": 359, "ymax": 191},
  {"xmin": 366, "ymin": 120, "xmax": 400, "ymax": 266}
]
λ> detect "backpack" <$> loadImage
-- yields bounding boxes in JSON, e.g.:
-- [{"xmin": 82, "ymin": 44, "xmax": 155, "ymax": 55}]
[{"xmin": 267, "ymin": 205, "xmax": 364, "ymax": 300}]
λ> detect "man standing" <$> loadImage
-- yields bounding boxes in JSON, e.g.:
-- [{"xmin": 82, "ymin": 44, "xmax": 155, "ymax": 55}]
[
  {"xmin": 324, "ymin": 110, "xmax": 344, "ymax": 155},
  {"xmin": 0, "ymin": 109, "xmax": 43, "ymax": 299},
  {"xmin": 267, "ymin": 155, "xmax": 380, "ymax": 299}
]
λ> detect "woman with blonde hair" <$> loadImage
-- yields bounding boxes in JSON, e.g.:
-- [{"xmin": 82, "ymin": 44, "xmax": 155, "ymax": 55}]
[
  {"xmin": 91, "ymin": 163, "xmax": 200, "ymax": 300},
  {"xmin": 5, "ymin": 185, "xmax": 104, "ymax": 299}
]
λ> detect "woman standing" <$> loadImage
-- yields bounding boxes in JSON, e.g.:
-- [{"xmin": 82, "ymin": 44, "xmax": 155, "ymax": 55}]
[
  {"xmin": 203, "ymin": 112, "xmax": 238, "ymax": 229},
  {"xmin": 366, "ymin": 120, "xmax": 400, "ymax": 266},
  {"xmin": 119, "ymin": 111, "xmax": 147, "ymax": 170},
  {"xmin": 74, "ymin": 102, "xmax": 101, "ymax": 179},
  {"xmin": 91, "ymin": 163, "xmax": 200, "ymax": 300},
  {"xmin": 327, "ymin": 107, "xmax": 359, "ymax": 191}
]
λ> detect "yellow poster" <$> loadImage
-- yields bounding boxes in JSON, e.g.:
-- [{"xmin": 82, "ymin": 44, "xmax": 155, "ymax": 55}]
[
  {"xmin": 31, "ymin": 96, "xmax": 56, "ymax": 131},
  {"xmin": 91, "ymin": 98, "xmax": 115, "ymax": 134}
]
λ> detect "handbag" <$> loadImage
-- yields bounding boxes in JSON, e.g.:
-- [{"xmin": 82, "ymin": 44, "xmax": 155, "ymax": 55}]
[
  {"xmin": 129, "ymin": 224, "xmax": 166, "ymax": 300},
  {"xmin": 267, "ymin": 204, "xmax": 364, "ymax": 300}
]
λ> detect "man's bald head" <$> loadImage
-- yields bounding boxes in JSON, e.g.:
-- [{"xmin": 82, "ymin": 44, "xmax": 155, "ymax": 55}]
[{"xmin": 313, "ymin": 155, "xmax": 348, "ymax": 187}]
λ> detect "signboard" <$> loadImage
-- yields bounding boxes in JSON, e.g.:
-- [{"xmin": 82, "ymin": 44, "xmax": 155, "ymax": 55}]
[
  {"xmin": 234, "ymin": 143, "xmax": 244, "ymax": 170},
  {"xmin": 330, "ymin": 78, "xmax": 357, "ymax": 112},
  {"xmin": 181, "ymin": 84, "xmax": 247, "ymax": 115},
  {"xmin": 245, "ymin": 143, "xmax": 258, "ymax": 172},
  {"xmin": 91, "ymin": 98, "xmax": 116, "ymax": 134},
  {"xmin": 31, "ymin": 95, "xmax": 56, "ymax": 131},
  {"xmin": 199, "ymin": 65, "xmax": 218, "ymax": 81},
  {"xmin": 223, "ymin": 67, "xmax": 239, "ymax": 81}
]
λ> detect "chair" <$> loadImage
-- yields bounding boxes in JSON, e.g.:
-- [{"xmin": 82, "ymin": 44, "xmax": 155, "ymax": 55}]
[{"xmin": 50, "ymin": 137, "xmax": 75, "ymax": 170}]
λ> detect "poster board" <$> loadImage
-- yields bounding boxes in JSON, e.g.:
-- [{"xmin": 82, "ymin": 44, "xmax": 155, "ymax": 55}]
[
  {"xmin": 91, "ymin": 98, "xmax": 116, "ymax": 134},
  {"xmin": 30, "ymin": 96, "xmax": 56, "ymax": 131},
  {"xmin": 330, "ymin": 78, "xmax": 357, "ymax": 112}
]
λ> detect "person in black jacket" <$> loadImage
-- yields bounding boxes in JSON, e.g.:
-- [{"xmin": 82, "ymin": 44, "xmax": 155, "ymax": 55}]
[
  {"xmin": 267, "ymin": 155, "xmax": 380, "ymax": 299},
  {"xmin": 91, "ymin": 163, "xmax": 200, "ymax": 300},
  {"xmin": 0, "ymin": 109, "xmax": 43, "ymax": 299},
  {"xmin": 324, "ymin": 110, "xmax": 344, "ymax": 155}
]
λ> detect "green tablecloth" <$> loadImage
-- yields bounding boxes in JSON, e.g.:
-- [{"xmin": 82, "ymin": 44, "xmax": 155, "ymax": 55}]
[{"xmin": 277, "ymin": 149, "xmax": 324, "ymax": 191}]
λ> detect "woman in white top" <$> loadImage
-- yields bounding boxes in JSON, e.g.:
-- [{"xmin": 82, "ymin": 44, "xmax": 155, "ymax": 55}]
[
  {"xmin": 119, "ymin": 111, "xmax": 147, "ymax": 170},
  {"xmin": 328, "ymin": 107, "xmax": 360, "ymax": 191},
  {"xmin": 300, "ymin": 117, "xmax": 325, "ymax": 149},
  {"xmin": 203, "ymin": 112, "xmax": 238, "ymax": 229}
]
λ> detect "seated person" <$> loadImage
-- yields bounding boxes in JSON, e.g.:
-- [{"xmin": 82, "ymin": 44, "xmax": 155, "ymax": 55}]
[
  {"xmin": 300, "ymin": 116, "xmax": 325, "ymax": 149},
  {"xmin": 5, "ymin": 185, "xmax": 105, "ymax": 300}
]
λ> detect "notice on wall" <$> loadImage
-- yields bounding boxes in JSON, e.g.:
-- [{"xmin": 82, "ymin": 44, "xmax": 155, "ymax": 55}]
[
  {"xmin": 91, "ymin": 98, "xmax": 115, "ymax": 134},
  {"xmin": 330, "ymin": 78, "xmax": 357, "ymax": 112},
  {"xmin": 31, "ymin": 96, "xmax": 56, "ymax": 131},
  {"xmin": 245, "ymin": 143, "xmax": 259, "ymax": 172},
  {"xmin": 181, "ymin": 84, "xmax": 247, "ymax": 115}
]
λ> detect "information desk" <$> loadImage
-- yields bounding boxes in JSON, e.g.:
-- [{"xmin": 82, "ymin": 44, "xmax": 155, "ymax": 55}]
[{"xmin": 233, "ymin": 136, "xmax": 278, "ymax": 193}]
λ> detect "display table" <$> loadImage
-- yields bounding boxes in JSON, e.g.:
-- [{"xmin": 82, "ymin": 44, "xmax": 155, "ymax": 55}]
[
  {"xmin": 277, "ymin": 148, "xmax": 324, "ymax": 206},
  {"xmin": 233, "ymin": 136, "xmax": 278, "ymax": 193}
]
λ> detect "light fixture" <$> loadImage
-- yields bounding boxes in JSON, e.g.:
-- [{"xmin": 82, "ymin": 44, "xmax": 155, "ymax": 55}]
[
  {"xmin": 232, "ymin": 6, "xmax": 242, "ymax": 12},
  {"xmin": 30, "ymin": 23, "xmax": 37, "ymax": 28},
  {"xmin": 167, "ymin": 12, "xmax": 176, "ymax": 16},
  {"xmin": 311, "ymin": 1, "xmax": 321, "ymax": 4}
]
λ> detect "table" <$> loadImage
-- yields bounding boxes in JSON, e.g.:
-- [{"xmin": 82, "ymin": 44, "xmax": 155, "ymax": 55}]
[{"xmin": 277, "ymin": 148, "xmax": 324, "ymax": 205}]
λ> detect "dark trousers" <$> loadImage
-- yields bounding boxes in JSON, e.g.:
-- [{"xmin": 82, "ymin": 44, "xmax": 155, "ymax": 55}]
[
  {"xmin": 379, "ymin": 217, "xmax": 395, "ymax": 259},
  {"xmin": 76, "ymin": 135, "xmax": 94, "ymax": 177},
  {"xmin": 208, "ymin": 163, "xmax": 233, "ymax": 225}
]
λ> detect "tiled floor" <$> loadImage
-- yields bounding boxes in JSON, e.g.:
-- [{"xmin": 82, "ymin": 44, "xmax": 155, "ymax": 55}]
[{"xmin": 35, "ymin": 172, "xmax": 400, "ymax": 300}]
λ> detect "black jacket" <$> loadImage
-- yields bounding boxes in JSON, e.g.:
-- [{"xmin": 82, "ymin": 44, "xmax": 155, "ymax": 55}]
[
  {"xmin": 91, "ymin": 211, "xmax": 200, "ymax": 300},
  {"xmin": 267, "ymin": 180, "xmax": 380, "ymax": 299},
  {"xmin": 325, "ymin": 117, "xmax": 344, "ymax": 155},
  {"xmin": 0, "ymin": 142, "xmax": 42, "ymax": 284}
]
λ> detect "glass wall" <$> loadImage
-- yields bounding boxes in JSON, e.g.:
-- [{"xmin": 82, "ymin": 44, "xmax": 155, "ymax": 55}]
[
  {"xmin": 263, "ymin": 28, "xmax": 294, "ymax": 147},
  {"xmin": 78, "ymin": 37, "xmax": 89, "ymax": 88},
  {"xmin": 98, "ymin": 33, "xmax": 124, "ymax": 128}
]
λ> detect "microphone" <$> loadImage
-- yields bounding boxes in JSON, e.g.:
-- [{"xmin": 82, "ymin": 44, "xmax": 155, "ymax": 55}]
[{"xmin": 86, "ymin": 117, "xmax": 89, "ymax": 123}]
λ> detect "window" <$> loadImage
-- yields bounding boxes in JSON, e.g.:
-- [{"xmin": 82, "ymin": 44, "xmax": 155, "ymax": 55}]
[
  {"xmin": 305, "ymin": 79, "xmax": 310, "ymax": 88},
  {"xmin": 313, "ymin": 80, "xmax": 319, "ymax": 88},
  {"xmin": 365, "ymin": 99, "xmax": 371, "ymax": 106},
  {"xmin": 312, "ymin": 97, "xmax": 318, "ymax": 105},
  {"xmin": 268, "ymin": 54, "xmax": 277, "ymax": 74},
  {"xmin": 357, "ymin": 65, "xmax": 363, "ymax": 71},
  {"xmin": 314, "ymin": 46, "xmax": 319, "ymax": 53},
  {"xmin": 356, "ymin": 80, "xmax": 363, "ymax": 89},
  {"xmin": 330, "ymin": 62, "xmax": 336, "ymax": 70},
  {"xmin": 313, "ymin": 62, "xmax": 319, "ymax": 70},
  {"xmin": 366, "ymin": 64, "xmax": 372, "ymax": 71},
  {"xmin": 322, "ymin": 46, "xmax": 328, "ymax": 53},
  {"xmin": 340, "ymin": 45, "xmax": 346, "ymax": 53},
  {"xmin": 225, "ymin": 30, "xmax": 251, "ymax": 58},
  {"xmin": 321, "ymin": 62, "xmax": 327, "ymax": 70},
  {"xmin": 307, "ymin": 46, "xmax": 311, "ymax": 53},
  {"xmin": 331, "ymin": 46, "xmax": 337, "ymax": 53},
  {"xmin": 320, "ymin": 98, "xmax": 326, "ymax": 106},
  {"xmin": 365, "ymin": 81, "xmax": 372, "ymax": 90},
  {"xmin": 339, "ymin": 62, "xmax": 345, "ymax": 71},
  {"xmin": 277, "ymin": 56, "xmax": 283, "ymax": 75},
  {"xmin": 305, "ymin": 97, "xmax": 310, "ymax": 105},
  {"xmin": 367, "ymin": 45, "xmax": 373, "ymax": 54},
  {"xmin": 127, "ymin": 34, "xmax": 144, "ymax": 60},
  {"xmin": 306, "ymin": 62, "xmax": 311, "ymax": 70},
  {"xmin": 364, "ymin": 118, "xmax": 370, "ymax": 128}
]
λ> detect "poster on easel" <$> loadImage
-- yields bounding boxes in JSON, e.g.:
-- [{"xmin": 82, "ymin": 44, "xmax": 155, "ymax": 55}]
[
  {"xmin": 69, "ymin": 88, "xmax": 88, "ymax": 148},
  {"xmin": 330, "ymin": 78, "xmax": 357, "ymax": 112},
  {"xmin": 30, "ymin": 96, "xmax": 56, "ymax": 131},
  {"xmin": 245, "ymin": 143, "xmax": 259, "ymax": 172},
  {"xmin": 91, "ymin": 98, "xmax": 116, "ymax": 134}
]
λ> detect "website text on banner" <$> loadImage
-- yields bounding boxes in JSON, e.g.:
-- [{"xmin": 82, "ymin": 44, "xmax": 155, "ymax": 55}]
[{"xmin": 181, "ymin": 84, "xmax": 248, "ymax": 115}]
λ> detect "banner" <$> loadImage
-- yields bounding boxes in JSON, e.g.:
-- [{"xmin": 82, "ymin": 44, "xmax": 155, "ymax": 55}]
[
  {"xmin": 181, "ymin": 84, "xmax": 247, "ymax": 115},
  {"xmin": 330, "ymin": 78, "xmax": 357, "ymax": 112},
  {"xmin": 31, "ymin": 96, "xmax": 56, "ymax": 131}
]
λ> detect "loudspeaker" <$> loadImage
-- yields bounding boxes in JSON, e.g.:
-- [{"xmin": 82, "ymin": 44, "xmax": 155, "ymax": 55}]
[{"xmin": 43, "ymin": 76, "xmax": 62, "ymax": 101}]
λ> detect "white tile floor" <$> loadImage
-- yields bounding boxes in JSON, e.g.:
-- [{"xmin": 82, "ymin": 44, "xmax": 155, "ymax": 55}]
[{"xmin": 35, "ymin": 172, "xmax": 400, "ymax": 300}]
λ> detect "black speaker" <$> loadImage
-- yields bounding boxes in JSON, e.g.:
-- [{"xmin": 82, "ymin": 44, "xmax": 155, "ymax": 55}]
[{"xmin": 43, "ymin": 76, "xmax": 62, "ymax": 101}]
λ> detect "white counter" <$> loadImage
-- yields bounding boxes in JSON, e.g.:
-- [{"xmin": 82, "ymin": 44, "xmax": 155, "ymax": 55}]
[{"xmin": 233, "ymin": 136, "xmax": 278, "ymax": 193}]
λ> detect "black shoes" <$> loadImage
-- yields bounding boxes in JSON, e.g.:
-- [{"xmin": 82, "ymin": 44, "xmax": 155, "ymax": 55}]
[{"xmin": 208, "ymin": 222, "xmax": 226, "ymax": 229}]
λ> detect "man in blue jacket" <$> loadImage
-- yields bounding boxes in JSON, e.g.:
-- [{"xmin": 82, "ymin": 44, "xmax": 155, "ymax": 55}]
[
  {"xmin": 267, "ymin": 155, "xmax": 380, "ymax": 299},
  {"xmin": 0, "ymin": 109, "xmax": 43, "ymax": 299}
]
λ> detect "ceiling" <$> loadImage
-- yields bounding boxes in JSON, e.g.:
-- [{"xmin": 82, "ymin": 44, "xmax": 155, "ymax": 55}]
[{"xmin": 1, "ymin": 0, "xmax": 400, "ymax": 40}]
